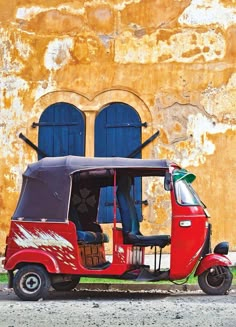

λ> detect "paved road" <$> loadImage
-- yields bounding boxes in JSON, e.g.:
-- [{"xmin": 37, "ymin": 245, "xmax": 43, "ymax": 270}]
[{"xmin": 0, "ymin": 287, "xmax": 235, "ymax": 327}]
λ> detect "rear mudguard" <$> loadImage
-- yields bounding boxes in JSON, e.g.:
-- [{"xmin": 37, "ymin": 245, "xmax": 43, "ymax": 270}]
[
  {"xmin": 4, "ymin": 249, "xmax": 60, "ymax": 273},
  {"xmin": 195, "ymin": 253, "xmax": 232, "ymax": 276}
]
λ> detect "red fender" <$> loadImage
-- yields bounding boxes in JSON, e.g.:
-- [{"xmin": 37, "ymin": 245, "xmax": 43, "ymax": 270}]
[
  {"xmin": 195, "ymin": 253, "xmax": 232, "ymax": 276},
  {"xmin": 4, "ymin": 249, "xmax": 60, "ymax": 273}
]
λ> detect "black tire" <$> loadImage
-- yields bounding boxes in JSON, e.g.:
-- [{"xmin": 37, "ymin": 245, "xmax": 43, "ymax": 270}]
[
  {"xmin": 51, "ymin": 278, "xmax": 80, "ymax": 291},
  {"xmin": 198, "ymin": 266, "xmax": 233, "ymax": 295},
  {"xmin": 13, "ymin": 265, "xmax": 51, "ymax": 301}
]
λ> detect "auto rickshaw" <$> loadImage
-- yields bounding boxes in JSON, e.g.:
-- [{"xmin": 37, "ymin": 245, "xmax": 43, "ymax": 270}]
[{"xmin": 3, "ymin": 156, "xmax": 233, "ymax": 300}]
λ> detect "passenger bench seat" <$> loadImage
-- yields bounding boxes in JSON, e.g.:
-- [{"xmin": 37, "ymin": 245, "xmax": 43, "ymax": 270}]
[{"xmin": 116, "ymin": 175, "xmax": 171, "ymax": 248}]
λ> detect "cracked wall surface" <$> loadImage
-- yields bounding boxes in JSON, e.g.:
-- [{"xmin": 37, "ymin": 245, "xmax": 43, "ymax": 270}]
[{"xmin": 0, "ymin": 0, "xmax": 235, "ymax": 253}]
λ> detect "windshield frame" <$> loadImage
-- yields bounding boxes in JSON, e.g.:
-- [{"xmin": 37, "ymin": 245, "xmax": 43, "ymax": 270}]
[{"xmin": 174, "ymin": 179, "xmax": 204, "ymax": 207}]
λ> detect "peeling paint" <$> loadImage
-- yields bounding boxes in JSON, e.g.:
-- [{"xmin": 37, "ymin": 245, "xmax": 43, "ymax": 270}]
[
  {"xmin": 44, "ymin": 38, "xmax": 73, "ymax": 71},
  {"xmin": 0, "ymin": 75, "xmax": 28, "ymax": 98},
  {"xmin": 34, "ymin": 78, "xmax": 57, "ymax": 101},
  {"xmin": 16, "ymin": 7, "xmax": 47, "ymax": 20},
  {"xmin": 0, "ymin": 29, "xmax": 23, "ymax": 73},
  {"xmin": 158, "ymin": 110, "xmax": 235, "ymax": 167},
  {"xmin": 182, "ymin": 113, "xmax": 236, "ymax": 166},
  {"xmin": 115, "ymin": 28, "xmax": 225, "ymax": 63},
  {"xmin": 201, "ymin": 73, "xmax": 236, "ymax": 121},
  {"xmin": 113, "ymin": 0, "xmax": 142, "ymax": 11},
  {"xmin": 179, "ymin": 0, "xmax": 236, "ymax": 29},
  {"xmin": 16, "ymin": 6, "xmax": 85, "ymax": 21},
  {"xmin": 15, "ymin": 35, "xmax": 32, "ymax": 59}
]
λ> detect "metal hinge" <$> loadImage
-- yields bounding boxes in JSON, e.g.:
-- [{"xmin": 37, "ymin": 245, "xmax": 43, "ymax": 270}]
[
  {"xmin": 19, "ymin": 133, "xmax": 48, "ymax": 158},
  {"xmin": 127, "ymin": 130, "xmax": 160, "ymax": 158},
  {"xmin": 106, "ymin": 122, "xmax": 147, "ymax": 128},
  {"xmin": 32, "ymin": 122, "xmax": 82, "ymax": 128}
]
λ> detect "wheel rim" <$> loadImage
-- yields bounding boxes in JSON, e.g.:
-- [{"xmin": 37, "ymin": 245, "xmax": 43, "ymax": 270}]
[
  {"xmin": 20, "ymin": 272, "xmax": 42, "ymax": 295},
  {"xmin": 206, "ymin": 267, "xmax": 225, "ymax": 288}
]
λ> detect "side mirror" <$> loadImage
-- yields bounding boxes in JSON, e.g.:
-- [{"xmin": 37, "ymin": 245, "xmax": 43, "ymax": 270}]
[{"xmin": 164, "ymin": 172, "xmax": 172, "ymax": 191}]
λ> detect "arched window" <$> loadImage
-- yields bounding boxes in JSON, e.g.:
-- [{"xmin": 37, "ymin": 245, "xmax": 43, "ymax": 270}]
[{"xmin": 38, "ymin": 102, "xmax": 85, "ymax": 159}]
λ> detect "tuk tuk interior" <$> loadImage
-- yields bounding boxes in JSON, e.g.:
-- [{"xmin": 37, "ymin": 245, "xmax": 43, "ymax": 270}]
[{"xmin": 69, "ymin": 166, "xmax": 171, "ymax": 274}]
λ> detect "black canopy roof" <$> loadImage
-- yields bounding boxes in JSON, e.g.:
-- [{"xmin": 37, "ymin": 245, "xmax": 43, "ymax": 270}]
[
  {"xmin": 24, "ymin": 156, "xmax": 171, "ymax": 176},
  {"xmin": 13, "ymin": 156, "xmax": 173, "ymax": 221}
]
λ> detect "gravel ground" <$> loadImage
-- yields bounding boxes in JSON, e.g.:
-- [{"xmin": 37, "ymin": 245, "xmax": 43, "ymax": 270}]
[{"xmin": 0, "ymin": 286, "xmax": 235, "ymax": 327}]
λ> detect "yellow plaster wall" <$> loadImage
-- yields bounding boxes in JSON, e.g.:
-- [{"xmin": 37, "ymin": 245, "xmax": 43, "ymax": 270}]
[{"xmin": 0, "ymin": 0, "xmax": 235, "ymax": 253}]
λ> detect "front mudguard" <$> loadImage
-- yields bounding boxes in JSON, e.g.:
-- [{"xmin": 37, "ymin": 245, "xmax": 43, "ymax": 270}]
[{"xmin": 195, "ymin": 253, "xmax": 232, "ymax": 276}]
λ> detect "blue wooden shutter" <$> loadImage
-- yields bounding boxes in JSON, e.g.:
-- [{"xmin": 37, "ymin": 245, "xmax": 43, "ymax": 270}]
[
  {"xmin": 95, "ymin": 103, "xmax": 142, "ymax": 223},
  {"xmin": 38, "ymin": 102, "xmax": 85, "ymax": 159}
]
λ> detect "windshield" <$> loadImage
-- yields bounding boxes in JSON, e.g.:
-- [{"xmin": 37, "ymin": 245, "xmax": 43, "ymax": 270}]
[{"xmin": 174, "ymin": 179, "xmax": 202, "ymax": 206}]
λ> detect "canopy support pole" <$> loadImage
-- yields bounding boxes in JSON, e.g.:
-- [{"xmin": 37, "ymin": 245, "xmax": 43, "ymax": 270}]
[{"xmin": 113, "ymin": 169, "xmax": 117, "ymax": 229}]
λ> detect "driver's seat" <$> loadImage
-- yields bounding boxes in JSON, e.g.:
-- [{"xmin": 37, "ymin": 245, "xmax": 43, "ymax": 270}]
[{"xmin": 116, "ymin": 175, "xmax": 170, "ymax": 248}]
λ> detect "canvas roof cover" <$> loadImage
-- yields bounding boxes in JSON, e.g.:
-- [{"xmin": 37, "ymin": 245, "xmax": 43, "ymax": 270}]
[{"xmin": 12, "ymin": 156, "xmax": 172, "ymax": 221}]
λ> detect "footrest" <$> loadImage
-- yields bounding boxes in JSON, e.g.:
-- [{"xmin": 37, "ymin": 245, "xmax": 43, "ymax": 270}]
[{"xmin": 86, "ymin": 261, "xmax": 111, "ymax": 270}]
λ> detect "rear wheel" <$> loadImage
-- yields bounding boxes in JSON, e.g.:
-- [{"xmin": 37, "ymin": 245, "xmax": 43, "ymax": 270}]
[
  {"xmin": 198, "ymin": 266, "xmax": 232, "ymax": 295},
  {"xmin": 52, "ymin": 278, "xmax": 80, "ymax": 291},
  {"xmin": 13, "ymin": 265, "xmax": 51, "ymax": 301}
]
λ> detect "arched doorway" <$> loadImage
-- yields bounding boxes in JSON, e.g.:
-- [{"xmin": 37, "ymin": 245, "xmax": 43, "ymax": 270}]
[
  {"xmin": 38, "ymin": 102, "xmax": 85, "ymax": 159},
  {"xmin": 95, "ymin": 102, "xmax": 143, "ymax": 223}
]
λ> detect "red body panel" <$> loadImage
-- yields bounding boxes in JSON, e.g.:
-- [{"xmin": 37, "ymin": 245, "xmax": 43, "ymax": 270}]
[
  {"xmin": 169, "ymin": 190, "xmax": 208, "ymax": 280},
  {"xmin": 112, "ymin": 228, "xmax": 144, "ymax": 266},
  {"xmin": 4, "ymin": 221, "xmax": 144, "ymax": 277},
  {"xmin": 195, "ymin": 254, "xmax": 232, "ymax": 276},
  {"xmin": 4, "ymin": 221, "xmax": 80, "ymax": 274}
]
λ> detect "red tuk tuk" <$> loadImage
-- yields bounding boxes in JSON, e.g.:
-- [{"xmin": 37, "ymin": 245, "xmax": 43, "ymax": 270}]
[{"xmin": 3, "ymin": 156, "xmax": 233, "ymax": 300}]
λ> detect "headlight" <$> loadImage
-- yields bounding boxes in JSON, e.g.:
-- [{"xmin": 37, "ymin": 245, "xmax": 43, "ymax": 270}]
[{"xmin": 214, "ymin": 242, "xmax": 229, "ymax": 255}]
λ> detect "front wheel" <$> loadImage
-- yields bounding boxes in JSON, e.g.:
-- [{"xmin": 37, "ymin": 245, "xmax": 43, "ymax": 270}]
[
  {"xmin": 198, "ymin": 266, "xmax": 232, "ymax": 295},
  {"xmin": 13, "ymin": 265, "xmax": 51, "ymax": 301}
]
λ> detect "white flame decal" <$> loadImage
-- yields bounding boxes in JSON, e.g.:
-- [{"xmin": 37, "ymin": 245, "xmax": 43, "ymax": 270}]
[{"xmin": 14, "ymin": 225, "xmax": 74, "ymax": 250}]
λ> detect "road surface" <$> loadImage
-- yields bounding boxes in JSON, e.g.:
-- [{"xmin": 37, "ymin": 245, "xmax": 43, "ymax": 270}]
[{"xmin": 0, "ymin": 287, "xmax": 235, "ymax": 327}]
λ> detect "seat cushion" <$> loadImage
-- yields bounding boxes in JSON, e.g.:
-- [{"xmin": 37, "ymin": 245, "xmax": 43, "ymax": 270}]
[
  {"xmin": 124, "ymin": 233, "xmax": 171, "ymax": 248},
  {"xmin": 77, "ymin": 231, "xmax": 109, "ymax": 244}
]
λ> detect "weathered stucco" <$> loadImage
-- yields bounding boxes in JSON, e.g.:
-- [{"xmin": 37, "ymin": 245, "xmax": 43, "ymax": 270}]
[{"xmin": 0, "ymin": 0, "xmax": 235, "ymax": 253}]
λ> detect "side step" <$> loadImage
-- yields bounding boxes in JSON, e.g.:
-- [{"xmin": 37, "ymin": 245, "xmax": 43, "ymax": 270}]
[
  {"xmin": 86, "ymin": 261, "xmax": 111, "ymax": 270},
  {"xmin": 136, "ymin": 268, "xmax": 170, "ymax": 282},
  {"xmin": 122, "ymin": 268, "xmax": 170, "ymax": 282}
]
